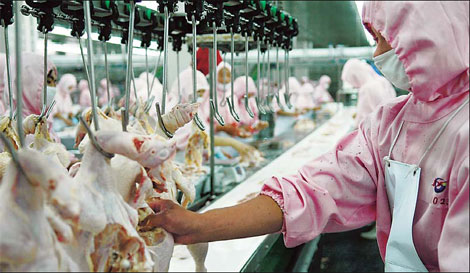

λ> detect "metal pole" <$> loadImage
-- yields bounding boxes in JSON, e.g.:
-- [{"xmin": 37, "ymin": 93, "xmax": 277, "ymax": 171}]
[
  {"xmin": 42, "ymin": 30, "xmax": 48, "ymax": 111},
  {"xmin": 191, "ymin": 15, "xmax": 205, "ymax": 131},
  {"xmin": 15, "ymin": 1, "xmax": 24, "ymax": 146},
  {"xmin": 3, "ymin": 24, "xmax": 13, "ymax": 119},
  {"xmin": 209, "ymin": 47, "xmax": 215, "ymax": 197},
  {"xmin": 176, "ymin": 51, "xmax": 181, "ymax": 103},
  {"xmin": 276, "ymin": 45, "xmax": 280, "ymax": 96},
  {"xmin": 103, "ymin": 42, "xmax": 111, "ymax": 104},
  {"xmin": 124, "ymin": 1, "xmax": 136, "ymax": 130},
  {"xmin": 150, "ymin": 49, "xmax": 162, "ymax": 92},
  {"xmin": 84, "ymin": 0, "xmax": 100, "ymax": 131},
  {"xmin": 161, "ymin": 5, "xmax": 169, "ymax": 114},
  {"xmin": 145, "ymin": 47, "xmax": 150, "ymax": 98},
  {"xmin": 191, "ymin": 15, "xmax": 198, "ymax": 103}
]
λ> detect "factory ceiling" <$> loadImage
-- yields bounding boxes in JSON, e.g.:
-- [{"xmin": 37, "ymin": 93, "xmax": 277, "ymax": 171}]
[{"xmin": 279, "ymin": 1, "xmax": 370, "ymax": 48}]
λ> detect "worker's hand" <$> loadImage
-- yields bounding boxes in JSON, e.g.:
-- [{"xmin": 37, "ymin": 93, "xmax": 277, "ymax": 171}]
[{"xmin": 139, "ymin": 199, "xmax": 204, "ymax": 245}]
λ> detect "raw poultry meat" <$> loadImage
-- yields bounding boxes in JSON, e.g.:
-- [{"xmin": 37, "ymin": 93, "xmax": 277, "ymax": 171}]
[
  {"xmin": 0, "ymin": 152, "xmax": 11, "ymax": 181},
  {"xmin": 0, "ymin": 116, "xmax": 20, "ymax": 150},
  {"xmin": 0, "ymin": 148, "xmax": 80, "ymax": 271},
  {"xmin": 72, "ymin": 102, "xmax": 207, "ymax": 272},
  {"xmin": 72, "ymin": 133, "xmax": 154, "ymax": 272},
  {"xmin": 184, "ymin": 123, "xmax": 210, "ymax": 171},
  {"xmin": 23, "ymin": 114, "xmax": 72, "ymax": 168}
]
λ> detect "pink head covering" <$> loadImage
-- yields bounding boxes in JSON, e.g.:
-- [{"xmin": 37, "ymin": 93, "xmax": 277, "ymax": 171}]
[
  {"xmin": 4, "ymin": 53, "xmax": 57, "ymax": 117},
  {"xmin": 215, "ymin": 61, "xmax": 231, "ymax": 94},
  {"xmin": 342, "ymin": 58, "xmax": 396, "ymax": 124},
  {"xmin": 53, "ymin": 73, "xmax": 77, "ymax": 116},
  {"xmin": 313, "ymin": 75, "xmax": 334, "ymax": 104},
  {"xmin": 296, "ymin": 82, "xmax": 316, "ymax": 110},
  {"xmin": 362, "ymin": 1, "xmax": 469, "ymax": 102}
]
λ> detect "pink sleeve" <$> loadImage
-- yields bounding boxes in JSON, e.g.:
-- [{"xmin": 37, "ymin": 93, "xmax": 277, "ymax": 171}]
[
  {"xmin": 437, "ymin": 156, "xmax": 469, "ymax": 271},
  {"xmin": 261, "ymin": 120, "xmax": 379, "ymax": 248}
]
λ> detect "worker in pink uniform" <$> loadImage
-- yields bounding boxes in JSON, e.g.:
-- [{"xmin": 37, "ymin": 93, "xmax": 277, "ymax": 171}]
[
  {"xmin": 51, "ymin": 73, "xmax": 77, "ymax": 126},
  {"xmin": 313, "ymin": 75, "xmax": 334, "ymax": 104},
  {"xmin": 141, "ymin": 2, "xmax": 469, "ymax": 271},
  {"xmin": 4, "ymin": 53, "xmax": 61, "ymax": 144},
  {"xmin": 170, "ymin": 66, "xmax": 210, "ymax": 151},
  {"xmin": 78, "ymin": 79, "xmax": 92, "ymax": 108},
  {"xmin": 296, "ymin": 77, "xmax": 318, "ymax": 112},
  {"xmin": 342, "ymin": 58, "xmax": 397, "ymax": 127},
  {"xmin": 232, "ymin": 75, "xmax": 268, "ymax": 137},
  {"xmin": 97, "ymin": 78, "xmax": 119, "ymax": 107}
]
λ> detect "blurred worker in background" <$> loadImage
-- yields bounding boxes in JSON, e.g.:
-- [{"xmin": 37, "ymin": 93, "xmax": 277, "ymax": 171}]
[
  {"xmin": 313, "ymin": 75, "xmax": 334, "ymax": 105},
  {"xmin": 97, "ymin": 78, "xmax": 119, "ymax": 107},
  {"xmin": 141, "ymin": 2, "xmax": 469, "ymax": 271},
  {"xmin": 3, "ymin": 53, "xmax": 60, "ymax": 143},
  {"xmin": 342, "ymin": 58, "xmax": 396, "ymax": 127},
  {"xmin": 78, "ymin": 79, "xmax": 92, "ymax": 108},
  {"xmin": 52, "ymin": 73, "xmax": 77, "ymax": 127}
]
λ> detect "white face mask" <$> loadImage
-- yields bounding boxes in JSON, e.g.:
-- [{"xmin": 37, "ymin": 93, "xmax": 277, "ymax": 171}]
[
  {"xmin": 47, "ymin": 86, "xmax": 57, "ymax": 105},
  {"xmin": 373, "ymin": 49, "xmax": 411, "ymax": 91}
]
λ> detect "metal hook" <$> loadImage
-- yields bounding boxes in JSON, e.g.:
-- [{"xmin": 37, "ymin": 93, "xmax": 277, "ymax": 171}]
[
  {"xmin": 190, "ymin": 15, "xmax": 205, "ymax": 131},
  {"xmin": 211, "ymin": 21, "xmax": 225, "ymax": 126},
  {"xmin": 145, "ymin": 47, "xmax": 150, "ymax": 99},
  {"xmin": 161, "ymin": 5, "xmax": 170, "ymax": 115},
  {"xmin": 244, "ymin": 32, "xmax": 254, "ymax": 118},
  {"xmin": 176, "ymin": 51, "xmax": 182, "ymax": 104},
  {"xmin": 256, "ymin": 39, "xmax": 266, "ymax": 115},
  {"xmin": 284, "ymin": 48, "xmax": 293, "ymax": 109},
  {"xmin": 102, "ymin": 41, "xmax": 111, "ymax": 107},
  {"xmin": 149, "ymin": 49, "xmax": 162, "ymax": 92},
  {"xmin": 226, "ymin": 28, "xmax": 240, "ymax": 122},
  {"xmin": 275, "ymin": 45, "xmax": 285, "ymax": 111},
  {"xmin": 78, "ymin": 115, "xmax": 114, "ymax": 159},
  {"xmin": 42, "ymin": 27, "xmax": 48, "ymax": 112},
  {"xmin": 123, "ymin": 0, "xmax": 136, "ymax": 131},
  {"xmin": 14, "ymin": 1, "xmax": 24, "ymax": 146},
  {"xmin": 144, "ymin": 95, "xmax": 155, "ymax": 113},
  {"xmin": 264, "ymin": 43, "xmax": 275, "ymax": 113},
  {"xmin": 2, "ymin": 22, "xmax": 14, "ymax": 119},
  {"xmin": 84, "ymin": 0, "xmax": 100, "ymax": 131},
  {"xmin": 155, "ymin": 102, "xmax": 174, "ymax": 138}
]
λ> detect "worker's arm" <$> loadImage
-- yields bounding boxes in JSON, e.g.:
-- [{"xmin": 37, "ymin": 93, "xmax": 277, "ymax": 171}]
[{"xmin": 139, "ymin": 194, "xmax": 283, "ymax": 245}]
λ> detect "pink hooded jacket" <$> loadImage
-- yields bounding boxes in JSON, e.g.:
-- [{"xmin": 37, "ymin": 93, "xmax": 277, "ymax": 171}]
[
  {"xmin": 4, "ymin": 53, "xmax": 58, "ymax": 118},
  {"xmin": 53, "ymin": 73, "xmax": 76, "ymax": 116},
  {"xmin": 341, "ymin": 59, "xmax": 396, "ymax": 125},
  {"xmin": 313, "ymin": 75, "xmax": 334, "ymax": 104},
  {"xmin": 261, "ymin": 2, "xmax": 469, "ymax": 271}
]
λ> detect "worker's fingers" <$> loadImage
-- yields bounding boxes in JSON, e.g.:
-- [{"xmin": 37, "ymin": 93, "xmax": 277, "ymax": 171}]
[
  {"xmin": 139, "ymin": 213, "xmax": 168, "ymax": 232},
  {"xmin": 147, "ymin": 198, "xmax": 176, "ymax": 213}
]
